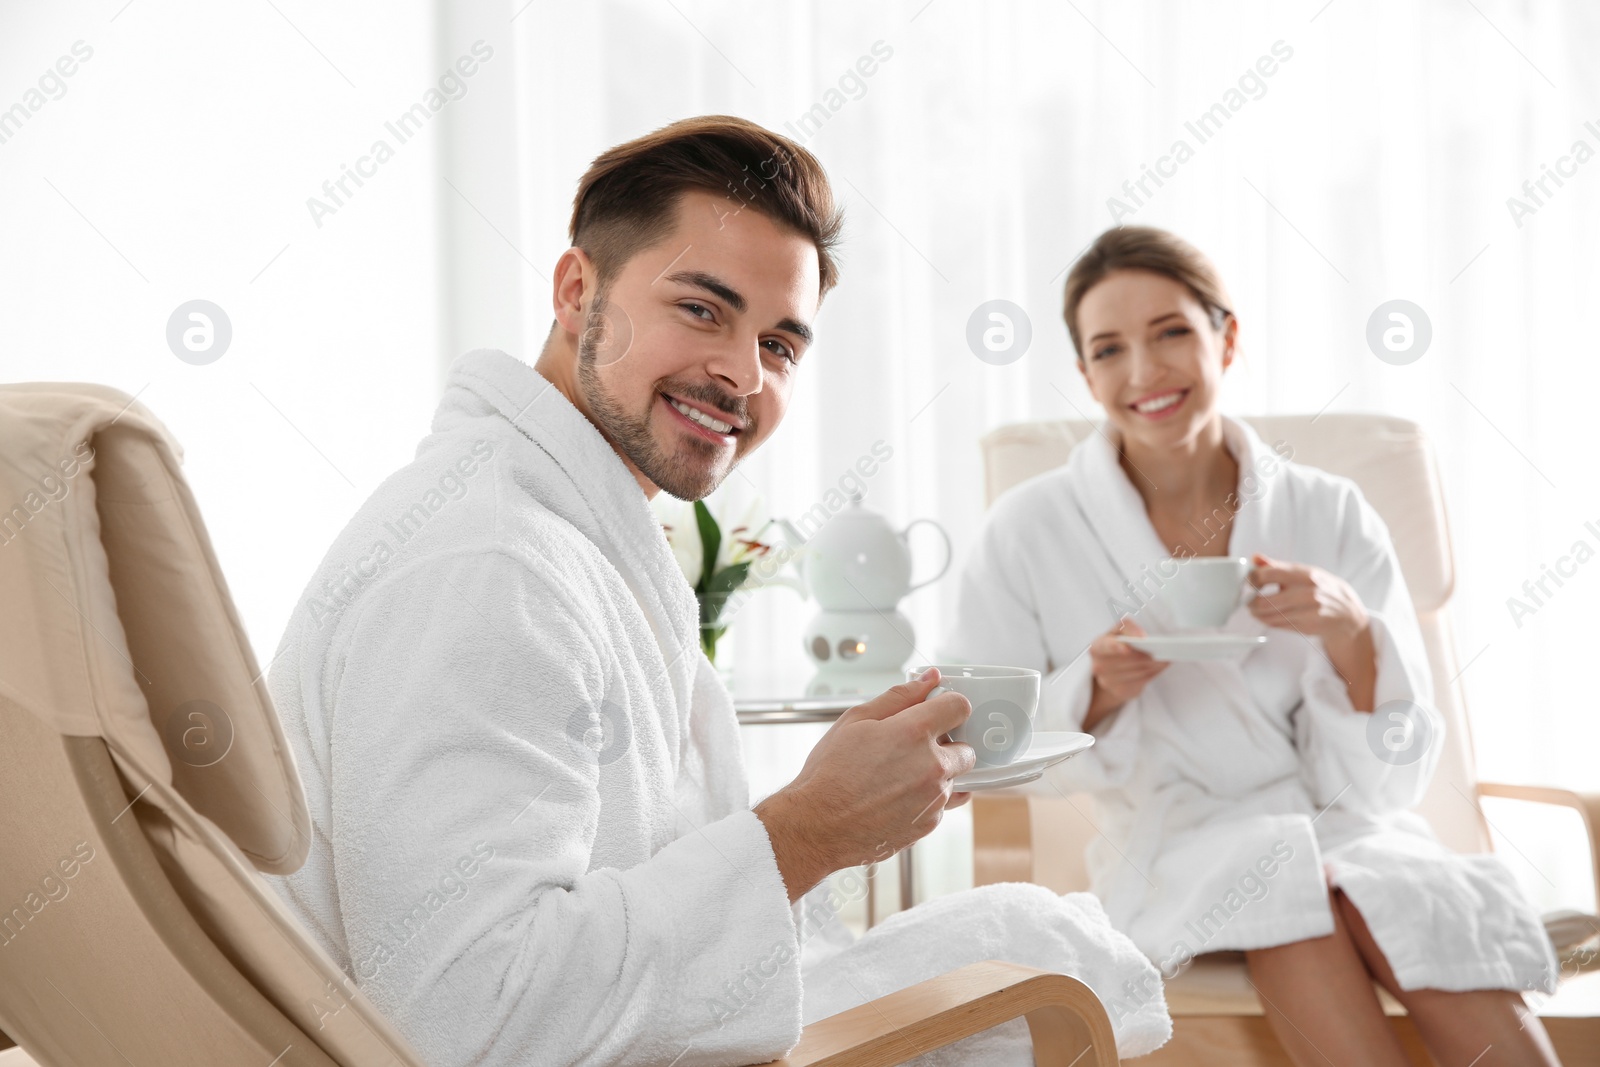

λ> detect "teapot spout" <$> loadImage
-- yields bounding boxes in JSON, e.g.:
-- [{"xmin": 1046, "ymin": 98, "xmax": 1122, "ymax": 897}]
[{"xmin": 772, "ymin": 516, "xmax": 808, "ymax": 548}]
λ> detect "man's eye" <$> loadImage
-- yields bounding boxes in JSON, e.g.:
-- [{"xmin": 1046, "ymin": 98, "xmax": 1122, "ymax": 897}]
[
  {"xmin": 681, "ymin": 303, "xmax": 714, "ymax": 321},
  {"xmin": 763, "ymin": 339, "xmax": 796, "ymax": 363}
]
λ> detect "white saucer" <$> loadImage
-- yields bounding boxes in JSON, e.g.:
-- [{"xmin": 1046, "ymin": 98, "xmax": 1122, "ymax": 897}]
[
  {"xmin": 1117, "ymin": 633, "xmax": 1267, "ymax": 661},
  {"xmin": 953, "ymin": 731, "xmax": 1095, "ymax": 791}
]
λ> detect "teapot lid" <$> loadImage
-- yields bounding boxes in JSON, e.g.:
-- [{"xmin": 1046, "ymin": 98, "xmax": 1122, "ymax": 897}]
[
  {"xmin": 825, "ymin": 492, "xmax": 883, "ymax": 526},
  {"xmin": 809, "ymin": 492, "xmax": 899, "ymax": 548}
]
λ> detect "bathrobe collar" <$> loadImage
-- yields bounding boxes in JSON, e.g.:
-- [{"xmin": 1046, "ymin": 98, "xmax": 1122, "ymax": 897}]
[
  {"xmin": 1065, "ymin": 414, "xmax": 1280, "ymax": 637},
  {"xmin": 442, "ymin": 348, "xmax": 699, "ymax": 668}
]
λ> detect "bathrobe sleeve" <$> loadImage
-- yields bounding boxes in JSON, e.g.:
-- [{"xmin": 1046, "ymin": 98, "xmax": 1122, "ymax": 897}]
[
  {"xmin": 937, "ymin": 498, "xmax": 1047, "ymax": 662},
  {"xmin": 937, "ymin": 491, "xmax": 1143, "ymax": 788},
  {"xmin": 1293, "ymin": 480, "xmax": 1441, "ymax": 818},
  {"xmin": 938, "ymin": 496, "xmax": 1088, "ymax": 723},
  {"xmin": 323, "ymin": 548, "xmax": 801, "ymax": 1067}
]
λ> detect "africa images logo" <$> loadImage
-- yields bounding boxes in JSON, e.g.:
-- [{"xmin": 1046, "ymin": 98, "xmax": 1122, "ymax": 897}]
[{"xmin": 565, "ymin": 698, "xmax": 632, "ymax": 766}]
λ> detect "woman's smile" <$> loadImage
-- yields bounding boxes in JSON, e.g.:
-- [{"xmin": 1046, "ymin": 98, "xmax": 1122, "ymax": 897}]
[{"xmin": 1128, "ymin": 387, "xmax": 1190, "ymax": 421}]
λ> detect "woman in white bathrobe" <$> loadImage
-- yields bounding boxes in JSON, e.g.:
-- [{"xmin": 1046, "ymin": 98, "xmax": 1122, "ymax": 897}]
[{"xmin": 938, "ymin": 226, "xmax": 1562, "ymax": 1066}]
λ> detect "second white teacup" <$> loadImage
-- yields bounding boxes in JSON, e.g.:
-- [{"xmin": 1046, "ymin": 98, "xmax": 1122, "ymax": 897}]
[
  {"xmin": 907, "ymin": 663, "xmax": 1040, "ymax": 767},
  {"xmin": 1162, "ymin": 556, "xmax": 1254, "ymax": 629}
]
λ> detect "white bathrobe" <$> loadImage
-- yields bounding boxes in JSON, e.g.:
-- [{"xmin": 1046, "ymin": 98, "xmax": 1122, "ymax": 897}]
[
  {"xmin": 266, "ymin": 349, "xmax": 1169, "ymax": 1067},
  {"xmin": 938, "ymin": 416, "xmax": 1557, "ymax": 995}
]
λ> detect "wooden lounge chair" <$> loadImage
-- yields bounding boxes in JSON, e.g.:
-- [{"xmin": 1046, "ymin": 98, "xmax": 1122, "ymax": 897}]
[{"xmin": 0, "ymin": 382, "xmax": 1120, "ymax": 1067}]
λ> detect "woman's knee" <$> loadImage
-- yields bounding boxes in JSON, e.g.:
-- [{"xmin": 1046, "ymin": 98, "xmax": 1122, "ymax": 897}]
[{"xmin": 1245, "ymin": 890, "xmax": 1363, "ymax": 972}]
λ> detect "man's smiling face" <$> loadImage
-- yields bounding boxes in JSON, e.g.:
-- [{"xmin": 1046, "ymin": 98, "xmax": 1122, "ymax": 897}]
[{"xmin": 571, "ymin": 189, "xmax": 821, "ymax": 501}]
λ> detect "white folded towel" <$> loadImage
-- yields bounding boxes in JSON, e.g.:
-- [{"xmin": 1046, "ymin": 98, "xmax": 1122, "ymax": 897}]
[{"xmin": 802, "ymin": 883, "xmax": 1171, "ymax": 1061}]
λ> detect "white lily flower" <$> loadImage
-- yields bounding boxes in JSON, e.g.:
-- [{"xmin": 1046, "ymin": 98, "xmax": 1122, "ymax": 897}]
[{"xmin": 717, "ymin": 495, "xmax": 774, "ymax": 572}]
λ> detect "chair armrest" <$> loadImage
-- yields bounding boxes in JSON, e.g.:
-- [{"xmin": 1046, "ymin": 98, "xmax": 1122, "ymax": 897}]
[
  {"xmin": 1476, "ymin": 782, "xmax": 1600, "ymax": 903},
  {"xmin": 766, "ymin": 960, "xmax": 1117, "ymax": 1067}
]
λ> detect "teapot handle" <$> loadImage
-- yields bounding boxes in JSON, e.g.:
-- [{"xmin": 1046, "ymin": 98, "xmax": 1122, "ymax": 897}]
[{"xmin": 903, "ymin": 518, "xmax": 952, "ymax": 595}]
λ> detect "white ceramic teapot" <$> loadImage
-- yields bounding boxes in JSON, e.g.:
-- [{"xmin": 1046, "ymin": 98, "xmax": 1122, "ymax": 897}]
[{"xmin": 772, "ymin": 494, "xmax": 951, "ymax": 612}]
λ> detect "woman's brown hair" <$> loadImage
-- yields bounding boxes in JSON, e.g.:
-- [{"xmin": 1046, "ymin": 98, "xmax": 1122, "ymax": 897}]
[
  {"xmin": 1062, "ymin": 226, "xmax": 1233, "ymax": 358},
  {"xmin": 569, "ymin": 115, "xmax": 844, "ymax": 298}
]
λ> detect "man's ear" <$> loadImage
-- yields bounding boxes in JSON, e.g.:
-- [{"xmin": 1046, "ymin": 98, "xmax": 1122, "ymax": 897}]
[{"xmin": 551, "ymin": 247, "xmax": 599, "ymax": 336}]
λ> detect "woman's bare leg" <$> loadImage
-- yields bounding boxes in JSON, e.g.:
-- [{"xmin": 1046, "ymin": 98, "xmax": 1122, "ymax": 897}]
[
  {"xmin": 1244, "ymin": 894, "xmax": 1411, "ymax": 1066},
  {"xmin": 1334, "ymin": 889, "xmax": 1562, "ymax": 1066}
]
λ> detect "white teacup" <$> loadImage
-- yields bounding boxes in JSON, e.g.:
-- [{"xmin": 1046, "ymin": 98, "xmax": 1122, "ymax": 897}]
[
  {"xmin": 1163, "ymin": 556, "xmax": 1255, "ymax": 629},
  {"xmin": 907, "ymin": 664, "xmax": 1040, "ymax": 767}
]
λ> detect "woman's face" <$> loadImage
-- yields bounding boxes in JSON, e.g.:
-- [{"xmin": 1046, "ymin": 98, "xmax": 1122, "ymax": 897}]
[{"xmin": 1074, "ymin": 269, "xmax": 1235, "ymax": 449}]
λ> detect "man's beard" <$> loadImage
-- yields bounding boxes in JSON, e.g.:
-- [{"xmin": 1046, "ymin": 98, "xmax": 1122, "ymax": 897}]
[{"xmin": 576, "ymin": 291, "xmax": 745, "ymax": 501}]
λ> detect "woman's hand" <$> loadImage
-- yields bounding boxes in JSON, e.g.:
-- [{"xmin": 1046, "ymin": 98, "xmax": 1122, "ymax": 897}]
[
  {"xmin": 1248, "ymin": 553, "xmax": 1377, "ymax": 711},
  {"xmin": 1247, "ymin": 553, "xmax": 1369, "ymax": 643},
  {"xmin": 1085, "ymin": 617, "xmax": 1169, "ymax": 731}
]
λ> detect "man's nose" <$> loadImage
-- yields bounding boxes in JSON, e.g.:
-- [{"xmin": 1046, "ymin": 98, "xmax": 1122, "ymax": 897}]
[{"xmin": 707, "ymin": 335, "xmax": 765, "ymax": 396}]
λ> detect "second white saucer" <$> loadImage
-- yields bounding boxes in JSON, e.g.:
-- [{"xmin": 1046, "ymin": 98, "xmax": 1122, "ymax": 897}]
[{"xmin": 1117, "ymin": 633, "xmax": 1267, "ymax": 661}]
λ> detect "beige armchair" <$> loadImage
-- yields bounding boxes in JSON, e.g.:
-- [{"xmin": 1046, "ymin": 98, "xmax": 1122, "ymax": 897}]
[
  {"xmin": 0, "ymin": 382, "xmax": 1119, "ymax": 1067},
  {"xmin": 970, "ymin": 413, "xmax": 1600, "ymax": 1065}
]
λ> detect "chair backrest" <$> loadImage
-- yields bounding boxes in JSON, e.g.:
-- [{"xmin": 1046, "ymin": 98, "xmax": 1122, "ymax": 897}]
[
  {"xmin": 978, "ymin": 413, "xmax": 1490, "ymax": 888},
  {"xmin": 0, "ymin": 383, "xmax": 427, "ymax": 1065}
]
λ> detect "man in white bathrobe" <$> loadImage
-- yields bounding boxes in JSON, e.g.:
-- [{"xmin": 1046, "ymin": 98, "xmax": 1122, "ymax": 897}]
[{"xmin": 266, "ymin": 116, "xmax": 1167, "ymax": 1067}]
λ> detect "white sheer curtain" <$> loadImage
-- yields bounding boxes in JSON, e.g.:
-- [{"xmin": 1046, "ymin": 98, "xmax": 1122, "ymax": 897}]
[
  {"xmin": 471, "ymin": 0, "xmax": 1600, "ymax": 913},
  {"xmin": 8, "ymin": 0, "xmax": 1594, "ymax": 916},
  {"xmin": 2, "ymin": 0, "xmax": 442, "ymax": 669}
]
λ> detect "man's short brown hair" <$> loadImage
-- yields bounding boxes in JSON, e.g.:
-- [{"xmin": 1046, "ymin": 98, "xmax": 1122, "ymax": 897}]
[{"xmin": 569, "ymin": 115, "xmax": 843, "ymax": 298}]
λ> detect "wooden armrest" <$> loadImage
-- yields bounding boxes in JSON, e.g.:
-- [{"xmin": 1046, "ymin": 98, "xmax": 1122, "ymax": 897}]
[
  {"xmin": 766, "ymin": 960, "xmax": 1117, "ymax": 1067},
  {"xmin": 1476, "ymin": 782, "xmax": 1600, "ymax": 904}
]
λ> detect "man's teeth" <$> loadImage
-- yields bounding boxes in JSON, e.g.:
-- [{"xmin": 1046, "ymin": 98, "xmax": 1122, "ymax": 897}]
[
  {"xmin": 1134, "ymin": 391, "xmax": 1184, "ymax": 414},
  {"xmin": 669, "ymin": 396, "xmax": 734, "ymax": 434}
]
